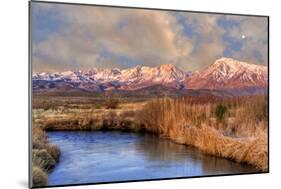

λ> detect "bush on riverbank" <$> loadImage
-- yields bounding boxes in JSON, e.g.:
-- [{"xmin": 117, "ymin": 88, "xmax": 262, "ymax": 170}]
[
  {"xmin": 32, "ymin": 149, "xmax": 56, "ymax": 170},
  {"xmin": 215, "ymin": 104, "xmax": 228, "ymax": 123},
  {"xmin": 32, "ymin": 125, "xmax": 61, "ymax": 187},
  {"xmin": 32, "ymin": 166, "xmax": 48, "ymax": 187},
  {"xmin": 45, "ymin": 143, "xmax": 60, "ymax": 162}
]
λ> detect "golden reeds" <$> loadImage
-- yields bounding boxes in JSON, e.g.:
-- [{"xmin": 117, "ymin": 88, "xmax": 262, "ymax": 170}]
[{"xmin": 136, "ymin": 95, "xmax": 268, "ymax": 170}]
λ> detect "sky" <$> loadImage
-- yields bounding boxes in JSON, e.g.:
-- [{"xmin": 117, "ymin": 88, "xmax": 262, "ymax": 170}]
[{"xmin": 31, "ymin": 2, "xmax": 268, "ymax": 72}]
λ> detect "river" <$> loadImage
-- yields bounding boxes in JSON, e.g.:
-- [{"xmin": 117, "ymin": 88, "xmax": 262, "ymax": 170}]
[{"xmin": 47, "ymin": 131, "xmax": 258, "ymax": 186}]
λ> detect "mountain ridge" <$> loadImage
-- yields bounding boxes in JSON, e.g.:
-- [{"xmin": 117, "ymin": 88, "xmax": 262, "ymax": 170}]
[{"xmin": 32, "ymin": 57, "xmax": 268, "ymax": 95}]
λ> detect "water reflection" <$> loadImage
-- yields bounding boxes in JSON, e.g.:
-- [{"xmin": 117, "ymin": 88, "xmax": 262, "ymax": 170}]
[
  {"xmin": 47, "ymin": 131, "xmax": 258, "ymax": 186},
  {"xmin": 134, "ymin": 133, "xmax": 258, "ymax": 175}
]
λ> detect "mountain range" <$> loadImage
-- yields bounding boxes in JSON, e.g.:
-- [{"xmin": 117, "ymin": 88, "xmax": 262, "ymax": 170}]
[{"xmin": 32, "ymin": 57, "xmax": 268, "ymax": 96}]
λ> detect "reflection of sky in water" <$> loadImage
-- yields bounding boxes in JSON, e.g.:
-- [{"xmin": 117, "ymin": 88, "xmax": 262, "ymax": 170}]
[{"xmin": 47, "ymin": 131, "xmax": 258, "ymax": 186}]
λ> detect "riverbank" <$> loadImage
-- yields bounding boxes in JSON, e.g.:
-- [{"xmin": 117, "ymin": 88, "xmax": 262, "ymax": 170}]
[
  {"xmin": 32, "ymin": 95, "xmax": 268, "ymax": 175},
  {"xmin": 137, "ymin": 96, "xmax": 268, "ymax": 171},
  {"xmin": 32, "ymin": 125, "xmax": 60, "ymax": 187}
]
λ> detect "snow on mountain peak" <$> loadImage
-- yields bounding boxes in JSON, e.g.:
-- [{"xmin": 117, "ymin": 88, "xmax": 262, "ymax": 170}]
[
  {"xmin": 159, "ymin": 63, "xmax": 176, "ymax": 70},
  {"xmin": 213, "ymin": 57, "xmax": 266, "ymax": 70},
  {"xmin": 185, "ymin": 57, "xmax": 268, "ymax": 89},
  {"xmin": 32, "ymin": 58, "xmax": 268, "ymax": 92}
]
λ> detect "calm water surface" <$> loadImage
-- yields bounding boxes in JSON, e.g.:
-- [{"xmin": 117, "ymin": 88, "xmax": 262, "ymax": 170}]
[{"xmin": 48, "ymin": 131, "xmax": 258, "ymax": 186}]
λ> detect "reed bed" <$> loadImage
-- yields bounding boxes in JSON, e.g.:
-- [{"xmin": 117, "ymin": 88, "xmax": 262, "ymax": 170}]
[{"xmin": 136, "ymin": 95, "xmax": 268, "ymax": 170}]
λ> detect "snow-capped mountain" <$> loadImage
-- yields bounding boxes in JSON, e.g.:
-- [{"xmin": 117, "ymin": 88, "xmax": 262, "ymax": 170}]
[
  {"xmin": 32, "ymin": 64, "xmax": 187, "ymax": 91},
  {"xmin": 32, "ymin": 58, "xmax": 268, "ymax": 95},
  {"xmin": 184, "ymin": 57, "xmax": 268, "ymax": 89}
]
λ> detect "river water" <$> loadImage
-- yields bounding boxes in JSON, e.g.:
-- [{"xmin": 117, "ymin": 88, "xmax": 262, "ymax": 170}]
[{"xmin": 47, "ymin": 131, "xmax": 258, "ymax": 186}]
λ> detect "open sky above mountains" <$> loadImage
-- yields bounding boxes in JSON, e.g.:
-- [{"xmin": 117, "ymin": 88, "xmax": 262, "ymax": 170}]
[{"xmin": 31, "ymin": 2, "xmax": 268, "ymax": 73}]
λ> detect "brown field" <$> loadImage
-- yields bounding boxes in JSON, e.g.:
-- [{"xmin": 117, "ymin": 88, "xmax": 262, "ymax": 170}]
[{"xmin": 32, "ymin": 94, "xmax": 268, "ymax": 180}]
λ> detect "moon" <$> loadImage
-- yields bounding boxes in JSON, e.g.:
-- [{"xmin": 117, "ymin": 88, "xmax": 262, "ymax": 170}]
[{"xmin": 241, "ymin": 35, "xmax": 246, "ymax": 39}]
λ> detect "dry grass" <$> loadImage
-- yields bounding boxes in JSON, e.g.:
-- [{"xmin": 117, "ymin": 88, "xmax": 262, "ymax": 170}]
[
  {"xmin": 45, "ymin": 144, "xmax": 60, "ymax": 162},
  {"xmin": 32, "ymin": 149, "xmax": 56, "ymax": 170},
  {"xmin": 32, "ymin": 125, "xmax": 48, "ymax": 149},
  {"xmin": 32, "ymin": 124, "xmax": 61, "ymax": 187},
  {"xmin": 32, "ymin": 166, "xmax": 48, "ymax": 187},
  {"xmin": 136, "ymin": 95, "xmax": 268, "ymax": 170},
  {"xmin": 104, "ymin": 98, "xmax": 119, "ymax": 109},
  {"xmin": 35, "ymin": 101, "xmax": 145, "ymax": 131}
]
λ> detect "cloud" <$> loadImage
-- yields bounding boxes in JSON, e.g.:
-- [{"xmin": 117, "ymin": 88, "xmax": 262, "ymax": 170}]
[
  {"xmin": 31, "ymin": 2, "xmax": 268, "ymax": 72},
  {"xmin": 174, "ymin": 13, "xmax": 226, "ymax": 70},
  {"xmin": 32, "ymin": 3, "xmax": 194, "ymax": 72},
  {"xmin": 221, "ymin": 15, "xmax": 268, "ymax": 65}
]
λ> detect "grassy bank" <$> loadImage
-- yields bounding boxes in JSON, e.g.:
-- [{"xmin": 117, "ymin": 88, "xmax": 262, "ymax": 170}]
[
  {"xmin": 33, "ymin": 99, "xmax": 145, "ymax": 132},
  {"xmin": 32, "ymin": 125, "xmax": 60, "ymax": 187},
  {"xmin": 136, "ymin": 96, "xmax": 268, "ymax": 170}
]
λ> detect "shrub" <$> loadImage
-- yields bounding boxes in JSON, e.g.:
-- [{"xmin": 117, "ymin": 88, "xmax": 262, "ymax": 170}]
[
  {"xmin": 32, "ymin": 126, "xmax": 47, "ymax": 146},
  {"xmin": 32, "ymin": 149, "xmax": 56, "ymax": 170},
  {"xmin": 95, "ymin": 104, "xmax": 102, "ymax": 109},
  {"xmin": 215, "ymin": 104, "xmax": 228, "ymax": 123},
  {"xmin": 45, "ymin": 143, "xmax": 60, "ymax": 162},
  {"xmin": 104, "ymin": 99, "xmax": 119, "ymax": 109},
  {"xmin": 32, "ymin": 166, "xmax": 48, "ymax": 187}
]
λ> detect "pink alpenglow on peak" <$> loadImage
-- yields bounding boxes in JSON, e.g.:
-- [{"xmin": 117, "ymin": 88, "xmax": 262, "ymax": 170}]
[
  {"xmin": 32, "ymin": 58, "xmax": 268, "ymax": 94},
  {"xmin": 184, "ymin": 57, "xmax": 268, "ymax": 89}
]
